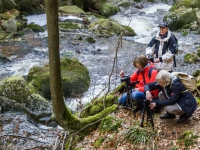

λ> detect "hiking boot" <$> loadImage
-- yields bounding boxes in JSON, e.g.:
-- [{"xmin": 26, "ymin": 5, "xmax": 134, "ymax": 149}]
[
  {"xmin": 134, "ymin": 106, "xmax": 144, "ymax": 114},
  {"xmin": 177, "ymin": 114, "xmax": 189, "ymax": 123},
  {"xmin": 160, "ymin": 112, "xmax": 176, "ymax": 119}
]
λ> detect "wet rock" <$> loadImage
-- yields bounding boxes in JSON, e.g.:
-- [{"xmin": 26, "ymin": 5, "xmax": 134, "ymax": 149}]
[
  {"xmin": 0, "ymin": 75, "xmax": 53, "ymax": 119},
  {"xmin": 88, "ymin": 18, "xmax": 136, "ymax": 38},
  {"xmin": 59, "ymin": 5, "xmax": 85, "ymax": 14},
  {"xmin": 99, "ymin": 3, "xmax": 118, "ymax": 17},
  {"xmin": 27, "ymin": 57, "xmax": 90, "ymax": 100}
]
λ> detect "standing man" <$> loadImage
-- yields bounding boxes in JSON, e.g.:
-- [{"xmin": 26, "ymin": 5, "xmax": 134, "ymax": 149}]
[{"xmin": 146, "ymin": 21, "xmax": 177, "ymax": 72}]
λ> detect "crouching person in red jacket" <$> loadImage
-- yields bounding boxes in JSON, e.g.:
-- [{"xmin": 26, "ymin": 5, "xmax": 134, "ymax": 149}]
[
  {"xmin": 145, "ymin": 70, "xmax": 197, "ymax": 123},
  {"xmin": 118, "ymin": 55, "xmax": 158, "ymax": 113}
]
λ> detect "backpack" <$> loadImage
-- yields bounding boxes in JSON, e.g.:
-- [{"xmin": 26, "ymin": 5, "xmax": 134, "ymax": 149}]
[
  {"xmin": 172, "ymin": 72, "xmax": 196, "ymax": 92},
  {"xmin": 170, "ymin": 33, "xmax": 179, "ymax": 54},
  {"xmin": 167, "ymin": 33, "xmax": 179, "ymax": 67}
]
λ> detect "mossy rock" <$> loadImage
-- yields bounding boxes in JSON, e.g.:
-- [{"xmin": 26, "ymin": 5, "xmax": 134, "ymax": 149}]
[
  {"xmin": 85, "ymin": 36, "xmax": 96, "ymax": 43},
  {"xmin": 27, "ymin": 57, "xmax": 90, "ymax": 100},
  {"xmin": 164, "ymin": 8, "xmax": 198, "ymax": 31},
  {"xmin": 99, "ymin": 3, "xmax": 118, "ymax": 17},
  {"xmin": 0, "ymin": 76, "xmax": 52, "ymax": 119},
  {"xmin": 0, "ymin": 9, "xmax": 20, "ymax": 20},
  {"xmin": 59, "ymin": 5, "xmax": 85, "ymax": 14},
  {"xmin": 0, "ymin": 76, "xmax": 32, "ymax": 101},
  {"xmin": 27, "ymin": 23, "xmax": 45, "ymax": 32},
  {"xmin": 0, "ymin": 0, "xmax": 19, "ymax": 13},
  {"xmin": 184, "ymin": 53, "xmax": 198, "ymax": 63},
  {"xmin": 88, "ymin": 18, "xmax": 136, "ymax": 38},
  {"xmin": 170, "ymin": 0, "xmax": 200, "ymax": 11},
  {"xmin": 118, "ymin": 0, "xmax": 132, "ymax": 7},
  {"xmin": 93, "ymin": 0, "xmax": 108, "ymax": 10},
  {"xmin": 19, "ymin": 0, "xmax": 43, "ymax": 15}
]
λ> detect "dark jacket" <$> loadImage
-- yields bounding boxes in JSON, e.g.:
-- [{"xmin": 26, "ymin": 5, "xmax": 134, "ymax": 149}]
[
  {"xmin": 144, "ymin": 77, "xmax": 197, "ymax": 117},
  {"xmin": 146, "ymin": 31, "xmax": 177, "ymax": 71},
  {"xmin": 130, "ymin": 61, "xmax": 158, "ymax": 98}
]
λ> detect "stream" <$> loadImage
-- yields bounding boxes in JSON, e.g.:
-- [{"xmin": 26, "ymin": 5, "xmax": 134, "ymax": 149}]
[{"xmin": 0, "ymin": 2, "xmax": 200, "ymax": 149}]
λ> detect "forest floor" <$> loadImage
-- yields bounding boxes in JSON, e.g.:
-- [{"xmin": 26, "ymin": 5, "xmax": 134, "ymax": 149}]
[{"xmin": 76, "ymin": 105, "xmax": 200, "ymax": 150}]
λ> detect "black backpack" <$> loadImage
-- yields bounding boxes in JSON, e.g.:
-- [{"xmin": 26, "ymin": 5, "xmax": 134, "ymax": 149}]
[
  {"xmin": 170, "ymin": 33, "xmax": 179, "ymax": 54},
  {"xmin": 167, "ymin": 33, "xmax": 179, "ymax": 67}
]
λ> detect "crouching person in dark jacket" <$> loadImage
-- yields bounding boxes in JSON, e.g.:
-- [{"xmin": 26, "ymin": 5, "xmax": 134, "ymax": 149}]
[{"xmin": 144, "ymin": 70, "xmax": 197, "ymax": 123}]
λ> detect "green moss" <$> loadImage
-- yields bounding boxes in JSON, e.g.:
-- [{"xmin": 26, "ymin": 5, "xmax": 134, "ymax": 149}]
[
  {"xmin": 80, "ymin": 84, "xmax": 121, "ymax": 118},
  {"xmin": 88, "ymin": 19, "xmax": 125, "ymax": 37},
  {"xmin": 0, "ymin": 76, "xmax": 32, "ymax": 102},
  {"xmin": 180, "ymin": 24, "xmax": 190, "ymax": 30},
  {"xmin": 122, "ymin": 25, "xmax": 136, "ymax": 36},
  {"xmin": 0, "ymin": 13, "xmax": 10, "ymax": 20},
  {"xmin": 99, "ymin": 115, "xmax": 122, "ymax": 133},
  {"xmin": 100, "ymin": 3, "xmax": 118, "ymax": 17},
  {"xmin": 59, "ymin": 22, "xmax": 80, "ymax": 30},
  {"xmin": 59, "ymin": 5, "xmax": 85, "ymax": 14},
  {"xmin": 27, "ymin": 23, "xmax": 45, "ymax": 32},
  {"xmin": 85, "ymin": 36, "xmax": 96, "ymax": 43},
  {"xmin": 192, "ymin": 70, "xmax": 200, "ymax": 77},
  {"xmin": 181, "ymin": 31, "xmax": 188, "ymax": 36},
  {"xmin": 184, "ymin": 53, "xmax": 198, "ymax": 63}
]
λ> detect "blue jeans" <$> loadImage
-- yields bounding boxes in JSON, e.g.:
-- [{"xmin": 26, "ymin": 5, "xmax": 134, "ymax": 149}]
[{"xmin": 118, "ymin": 90, "xmax": 145, "ymax": 108}]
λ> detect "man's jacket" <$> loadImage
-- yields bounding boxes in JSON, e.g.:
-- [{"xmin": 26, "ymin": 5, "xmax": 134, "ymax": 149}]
[{"xmin": 146, "ymin": 30, "xmax": 177, "ymax": 71}]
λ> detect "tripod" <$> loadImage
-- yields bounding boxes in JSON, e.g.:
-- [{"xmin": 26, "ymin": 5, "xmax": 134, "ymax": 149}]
[
  {"xmin": 140, "ymin": 99, "xmax": 154, "ymax": 128},
  {"xmin": 117, "ymin": 77, "xmax": 139, "ymax": 116}
]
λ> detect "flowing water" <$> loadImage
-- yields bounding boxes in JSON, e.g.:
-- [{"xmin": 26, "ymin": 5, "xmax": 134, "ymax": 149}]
[{"xmin": 0, "ymin": 2, "xmax": 200, "ymax": 149}]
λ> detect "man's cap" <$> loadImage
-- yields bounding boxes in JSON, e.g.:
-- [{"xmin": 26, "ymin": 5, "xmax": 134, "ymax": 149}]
[{"xmin": 157, "ymin": 22, "xmax": 169, "ymax": 28}]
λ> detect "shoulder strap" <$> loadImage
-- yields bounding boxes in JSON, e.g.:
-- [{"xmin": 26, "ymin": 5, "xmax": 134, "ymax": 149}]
[
  {"xmin": 137, "ymin": 69, "xmax": 140, "ymax": 76},
  {"xmin": 148, "ymin": 67, "xmax": 156, "ymax": 79}
]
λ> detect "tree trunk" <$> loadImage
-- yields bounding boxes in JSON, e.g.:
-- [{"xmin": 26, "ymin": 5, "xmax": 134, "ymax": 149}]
[
  {"xmin": 46, "ymin": 0, "xmax": 66, "ymax": 122},
  {"xmin": 45, "ymin": 0, "xmax": 117, "ymax": 134}
]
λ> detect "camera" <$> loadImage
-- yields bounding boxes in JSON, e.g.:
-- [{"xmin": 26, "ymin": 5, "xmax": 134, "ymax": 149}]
[
  {"xmin": 147, "ymin": 55, "xmax": 154, "ymax": 63},
  {"xmin": 120, "ymin": 75, "xmax": 130, "ymax": 83},
  {"xmin": 121, "ymin": 75, "xmax": 131, "ymax": 86},
  {"xmin": 121, "ymin": 75, "xmax": 139, "ymax": 87}
]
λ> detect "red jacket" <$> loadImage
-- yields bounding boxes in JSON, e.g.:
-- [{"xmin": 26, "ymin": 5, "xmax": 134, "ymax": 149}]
[{"xmin": 130, "ymin": 61, "xmax": 158, "ymax": 98}]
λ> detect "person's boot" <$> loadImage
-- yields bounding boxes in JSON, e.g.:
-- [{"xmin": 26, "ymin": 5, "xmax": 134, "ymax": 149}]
[
  {"xmin": 160, "ymin": 112, "xmax": 176, "ymax": 119},
  {"xmin": 134, "ymin": 106, "xmax": 144, "ymax": 114},
  {"xmin": 177, "ymin": 113, "xmax": 189, "ymax": 123}
]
